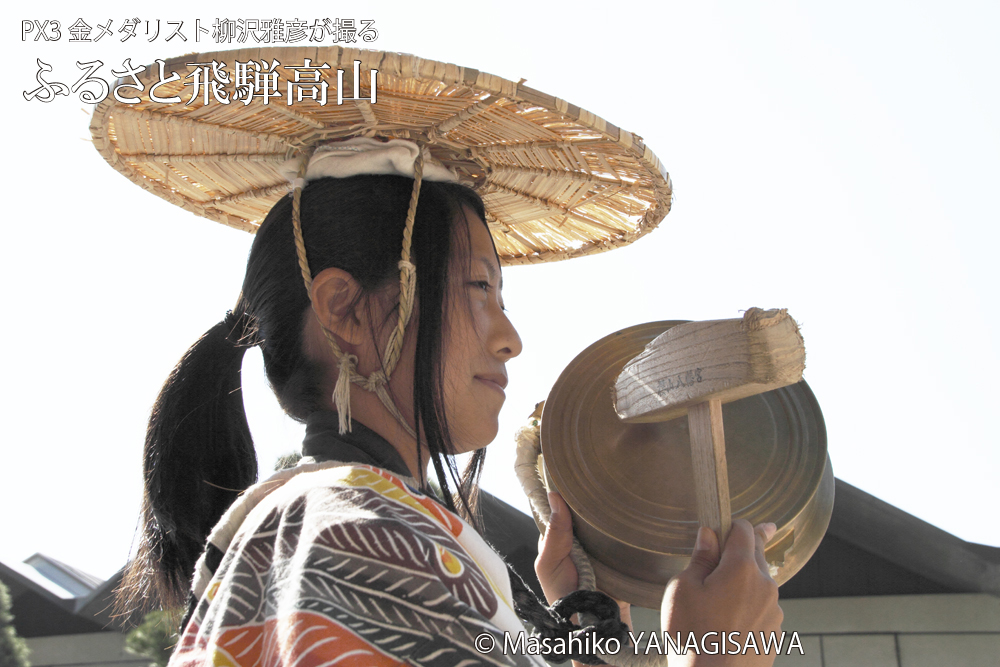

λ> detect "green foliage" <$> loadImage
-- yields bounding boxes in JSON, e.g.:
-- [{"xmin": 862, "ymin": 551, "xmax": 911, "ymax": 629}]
[
  {"xmin": 0, "ymin": 579, "xmax": 31, "ymax": 667},
  {"xmin": 124, "ymin": 610, "xmax": 178, "ymax": 667}
]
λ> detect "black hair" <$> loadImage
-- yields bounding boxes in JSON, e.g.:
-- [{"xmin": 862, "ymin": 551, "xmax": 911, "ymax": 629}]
[
  {"xmin": 119, "ymin": 174, "xmax": 626, "ymax": 664},
  {"xmin": 120, "ymin": 175, "xmax": 488, "ymax": 611}
]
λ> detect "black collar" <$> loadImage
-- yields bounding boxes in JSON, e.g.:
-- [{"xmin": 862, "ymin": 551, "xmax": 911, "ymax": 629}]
[{"xmin": 302, "ymin": 411, "xmax": 413, "ymax": 478}]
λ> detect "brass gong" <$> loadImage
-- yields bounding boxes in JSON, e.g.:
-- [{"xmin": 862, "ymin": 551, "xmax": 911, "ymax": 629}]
[{"xmin": 540, "ymin": 321, "xmax": 834, "ymax": 608}]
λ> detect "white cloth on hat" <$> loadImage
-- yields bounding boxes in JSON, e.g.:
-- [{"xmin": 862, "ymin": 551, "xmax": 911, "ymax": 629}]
[{"xmin": 280, "ymin": 137, "xmax": 458, "ymax": 185}]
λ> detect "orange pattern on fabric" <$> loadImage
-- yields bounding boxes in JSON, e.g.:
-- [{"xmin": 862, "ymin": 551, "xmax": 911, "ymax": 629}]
[
  {"xmin": 276, "ymin": 611, "xmax": 404, "ymax": 667},
  {"xmin": 210, "ymin": 622, "xmax": 265, "ymax": 666},
  {"xmin": 437, "ymin": 544, "xmax": 464, "ymax": 577},
  {"xmin": 336, "ymin": 466, "xmax": 464, "ymax": 536},
  {"xmin": 174, "ymin": 614, "xmax": 407, "ymax": 667}
]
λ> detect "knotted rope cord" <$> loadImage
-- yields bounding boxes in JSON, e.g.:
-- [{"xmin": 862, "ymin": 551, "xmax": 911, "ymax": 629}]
[
  {"xmin": 381, "ymin": 150, "xmax": 421, "ymax": 381},
  {"xmin": 290, "ymin": 147, "xmax": 423, "ymax": 438},
  {"xmin": 514, "ymin": 417, "xmax": 670, "ymax": 667},
  {"xmin": 514, "ymin": 419, "xmax": 597, "ymax": 592},
  {"xmin": 507, "ymin": 585, "xmax": 631, "ymax": 665}
]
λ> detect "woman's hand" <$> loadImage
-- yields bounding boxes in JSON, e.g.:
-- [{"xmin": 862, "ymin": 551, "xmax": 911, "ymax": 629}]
[
  {"xmin": 535, "ymin": 492, "xmax": 633, "ymax": 629},
  {"xmin": 534, "ymin": 492, "xmax": 579, "ymax": 604},
  {"xmin": 661, "ymin": 520, "xmax": 783, "ymax": 667}
]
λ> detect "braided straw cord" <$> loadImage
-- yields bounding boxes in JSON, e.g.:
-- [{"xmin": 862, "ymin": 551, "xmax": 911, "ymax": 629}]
[
  {"xmin": 289, "ymin": 148, "xmax": 421, "ymax": 439},
  {"xmin": 381, "ymin": 150, "xmax": 422, "ymax": 381},
  {"xmin": 514, "ymin": 417, "xmax": 669, "ymax": 667},
  {"xmin": 291, "ymin": 147, "xmax": 318, "ymax": 294}
]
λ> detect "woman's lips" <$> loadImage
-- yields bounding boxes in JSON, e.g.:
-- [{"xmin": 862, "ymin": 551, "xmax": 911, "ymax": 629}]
[{"xmin": 475, "ymin": 376, "xmax": 507, "ymax": 396}]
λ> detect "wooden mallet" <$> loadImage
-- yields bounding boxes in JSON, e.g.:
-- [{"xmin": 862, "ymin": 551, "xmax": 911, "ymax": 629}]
[{"xmin": 613, "ymin": 308, "xmax": 806, "ymax": 546}]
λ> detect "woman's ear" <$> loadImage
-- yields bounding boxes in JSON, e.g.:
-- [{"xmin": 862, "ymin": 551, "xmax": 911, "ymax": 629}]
[{"xmin": 310, "ymin": 268, "xmax": 365, "ymax": 345}]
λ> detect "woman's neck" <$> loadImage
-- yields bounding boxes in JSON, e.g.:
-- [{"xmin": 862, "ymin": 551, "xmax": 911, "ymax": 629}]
[{"xmin": 325, "ymin": 388, "xmax": 426, "ymax": 481}]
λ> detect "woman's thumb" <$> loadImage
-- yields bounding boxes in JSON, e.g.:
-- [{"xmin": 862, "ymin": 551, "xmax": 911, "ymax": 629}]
[
  {"xmin": 684, "ymin": 526, "xmax": 722, "ymax": 582},
  {"xmin": 538, "ymin": 492, "xmax": 573, "ymax": 561}
]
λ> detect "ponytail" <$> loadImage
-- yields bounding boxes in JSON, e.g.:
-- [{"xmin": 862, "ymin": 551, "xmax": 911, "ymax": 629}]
[
  {"xmin": 118, "ymin": 310, "xmax": 258, "ymax": 612},
  {"xmin": 119, "ymin": 175, "xmax": 492, "ymax": 614}
]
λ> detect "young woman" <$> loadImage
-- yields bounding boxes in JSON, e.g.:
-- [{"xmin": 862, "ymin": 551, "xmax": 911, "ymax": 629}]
[{"xmin": 122, "ymin": 140, "xmax": 782, "ymax": 667}]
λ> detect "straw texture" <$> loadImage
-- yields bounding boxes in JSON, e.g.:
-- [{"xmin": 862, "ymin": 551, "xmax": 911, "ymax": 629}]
[{"xmin": 91, "ymin": 47, "xmax": 672, "ymax": 265}]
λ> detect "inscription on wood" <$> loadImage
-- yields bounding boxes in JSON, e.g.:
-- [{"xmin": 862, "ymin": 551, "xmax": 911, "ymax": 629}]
[
  {"xmin": 614, "ymin": 308, "xmax": 805, "ymax": 423},
  {"xmin": 656, "ymin": 368, "xmax": 703, "ymax": 393}
]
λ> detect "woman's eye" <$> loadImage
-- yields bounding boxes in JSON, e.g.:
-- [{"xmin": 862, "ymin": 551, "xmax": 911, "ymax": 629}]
[{"xmin": 469, "ymin": 280, "xmax": 491, "ymax": 293}]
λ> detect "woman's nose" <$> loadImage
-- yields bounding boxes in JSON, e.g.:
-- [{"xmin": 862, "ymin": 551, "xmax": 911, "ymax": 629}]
[{"xmin": 494, "ymin": 310, "xmax": 523, "ymax": 361}]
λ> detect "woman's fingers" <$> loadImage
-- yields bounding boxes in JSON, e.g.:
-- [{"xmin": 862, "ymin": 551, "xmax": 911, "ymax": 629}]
[
  {"xmin": 688, "ymin": 520, "xmax": 779, "ymax": 584},
  {"xmin": 711, "ymin": 520, "xmax": 777, "ymax": 579},
  {"xmin": 663, "ymin": 519, "xmax": 783, "ymax": 666}
]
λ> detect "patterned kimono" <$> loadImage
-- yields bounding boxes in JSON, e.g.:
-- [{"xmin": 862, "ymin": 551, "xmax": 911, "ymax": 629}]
[{"xmin": 170, "ymin": 413, "xmax": 546, "ymax": 667}]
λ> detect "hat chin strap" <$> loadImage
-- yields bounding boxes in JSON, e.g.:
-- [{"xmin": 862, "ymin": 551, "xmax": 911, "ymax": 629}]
[{"xmin": 290, "ymin": 146, "xmax": 424, "ymax": 440}]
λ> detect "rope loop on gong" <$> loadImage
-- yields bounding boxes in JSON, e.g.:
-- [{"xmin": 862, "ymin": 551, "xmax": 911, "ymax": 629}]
[{"xmin": 514, "ymin": 410, "xmax": 670, "ymax": 667}]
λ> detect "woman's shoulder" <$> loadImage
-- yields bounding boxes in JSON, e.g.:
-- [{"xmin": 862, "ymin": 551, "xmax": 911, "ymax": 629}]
[
  {"xmin": 252, "ymin": 461, "xmax": 467, "ymax": 539},
  {"xmin": 176, "ymin": 461, "xmax": 528, "ymax": 667},
  {"xmin": 193, "ymin": 461, "xmax": 467, "ymax": 603}
]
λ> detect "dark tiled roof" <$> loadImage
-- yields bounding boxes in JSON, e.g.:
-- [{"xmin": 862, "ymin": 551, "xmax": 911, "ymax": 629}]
[
  {"xmin": 478, "ymin": 480, "xmax": 1000, "ymax": 601},
  {"xmin": 4, "ymin": 478, "xmax": 997, "ymax": 639}
]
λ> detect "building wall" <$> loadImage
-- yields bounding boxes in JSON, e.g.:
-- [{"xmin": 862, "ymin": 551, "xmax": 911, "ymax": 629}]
[
  {"xmin": 775, "ymin": 594, "xmax": 999, "ymax": 667},
  {"xmin": 630, "ymin": 594, "xmax": 998, "ymax": 667},
  {"xmin": 24, "ymin": 632, "xmax": 149, "ymax": 667},
  {"xmin": 21, "ymin": 594, "xmax": 1000, "ymax": 666}
]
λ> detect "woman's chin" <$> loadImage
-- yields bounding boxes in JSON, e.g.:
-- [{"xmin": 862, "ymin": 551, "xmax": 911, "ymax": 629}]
[{"xmin": 453, "ymin": 420, "xmax": 500, "ymax": 454}]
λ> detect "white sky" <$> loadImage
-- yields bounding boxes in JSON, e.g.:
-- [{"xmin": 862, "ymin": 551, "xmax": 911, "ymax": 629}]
[{"xmin": 1, "ymin": 1, "xmax": 997, "ymax": 581}]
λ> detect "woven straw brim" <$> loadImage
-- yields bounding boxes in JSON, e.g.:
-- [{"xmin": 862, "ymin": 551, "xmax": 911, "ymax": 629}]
[{"xmin": 90, "ymin": 47, "xmax": 672, "ymax": 266}]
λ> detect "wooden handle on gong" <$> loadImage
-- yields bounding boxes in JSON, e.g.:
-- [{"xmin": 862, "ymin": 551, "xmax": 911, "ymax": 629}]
[{"xmin": 688, "ymin": 399, "xmax": 732, "ymax": 545}]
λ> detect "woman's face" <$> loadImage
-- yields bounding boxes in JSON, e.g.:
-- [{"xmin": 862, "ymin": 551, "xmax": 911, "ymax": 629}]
[
  {"xmin": 439, "ymin": 210, "xmax": 522, "ymax": 451},
  {"xmin": 340, "ymin": 206, "xmax": 521, "ymax": 462}
]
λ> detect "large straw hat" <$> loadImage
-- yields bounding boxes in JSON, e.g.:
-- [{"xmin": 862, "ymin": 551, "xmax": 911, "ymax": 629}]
[{"xmin": 90, "ymin": 46, "xmax": 672, "ymax": 266}]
